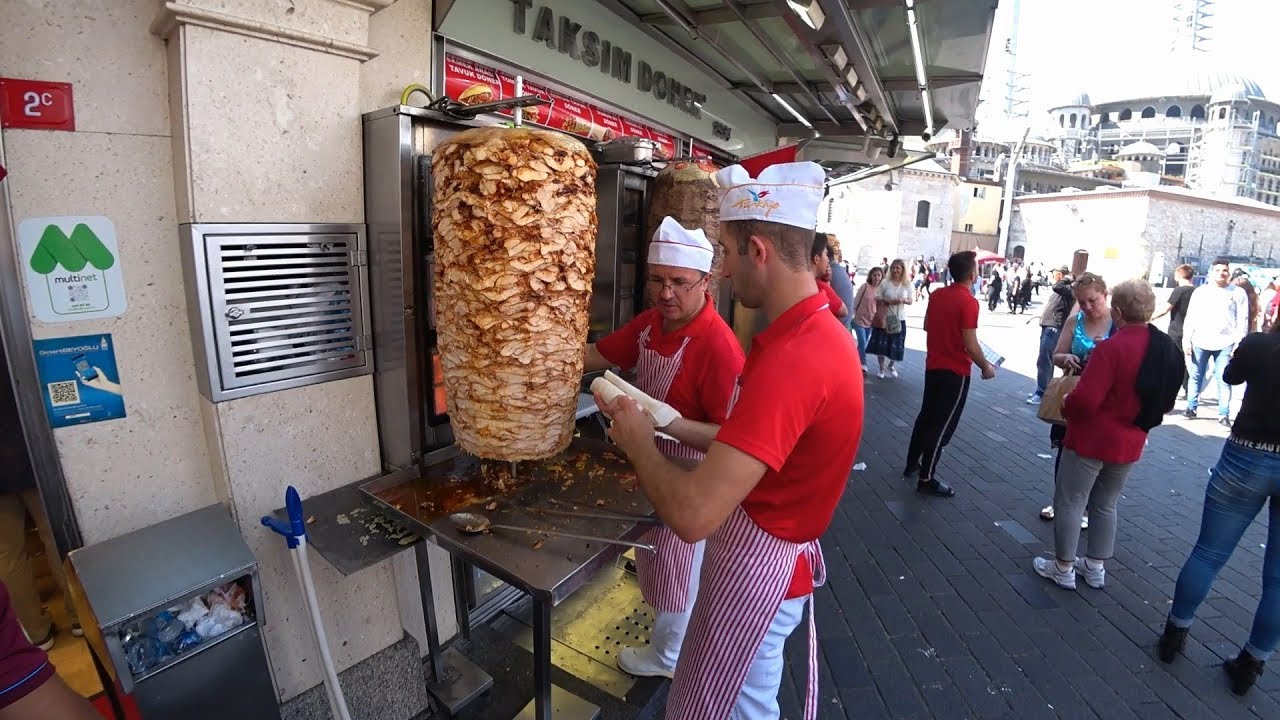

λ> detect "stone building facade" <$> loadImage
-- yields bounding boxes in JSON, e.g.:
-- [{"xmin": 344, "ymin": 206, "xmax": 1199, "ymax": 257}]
[
  {"xmin": 1009, "ymin": 187, "xmax": 1280, "ymax": 283},
  {"xmin": 837, "ymin": 160, "xmax": 958, "ymax": 267}
]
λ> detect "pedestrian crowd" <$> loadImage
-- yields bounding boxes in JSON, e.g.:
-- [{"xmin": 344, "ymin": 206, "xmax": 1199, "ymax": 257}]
[{"xmin": 894, "ymin": 250, "xmax": 1280, "ymax": 698}]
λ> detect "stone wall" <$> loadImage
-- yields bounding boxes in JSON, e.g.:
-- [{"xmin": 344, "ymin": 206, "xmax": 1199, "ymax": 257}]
[
  {"xmin": 1143, "ymin": 193, "xmax": 1280, "ymax": 273},
  {"xmin": 1009, "ymin": 191, "xmax": 1152, "ymax": 281},
  {"xmin": 1010, "ymin": 188, "xmax": 1280, "ymax": 283},
  {"xmin": 891, "ymin": 170, "xmax": 956, "ymax": 263},
  {"xmin": 846, "ymin": 169, "xmax": 956, "ymax": 265},
  {"xmin": 2, "ymin": 1, "xmax": 436, "ymax": 715}
]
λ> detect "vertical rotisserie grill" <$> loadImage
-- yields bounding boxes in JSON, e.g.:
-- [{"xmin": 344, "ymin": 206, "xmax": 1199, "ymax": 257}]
[{"xmin": 431, "ymin": 127, "xmax": 598, "ymax": 460}]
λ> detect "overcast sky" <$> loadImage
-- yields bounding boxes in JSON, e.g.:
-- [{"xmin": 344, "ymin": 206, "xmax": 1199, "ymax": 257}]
[{"xmin": 979, "ymin": 0, "xmax": 1279, "ymax": 126}]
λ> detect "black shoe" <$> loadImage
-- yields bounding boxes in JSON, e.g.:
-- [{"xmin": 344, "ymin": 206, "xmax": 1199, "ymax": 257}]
[
  {"xmin": 1224, "ymin": 650, "xmax": 1265, "ymax": 695},
  {"xmin": 1158, "ymin": 621, "xmax": 1187, "ymax": 663},
  {"xmin": 917, "ymin": 479, "xmax": 955, "ymax": 497},
  {"xmin": 1183, "ymin": 409, "xmax": 1196, "ymax": 420},
  {"xmin": 902, "ymin": 463, "xmax": 921, "ymax": 480},
  {"xmin": 1218, "ymin": 417, "xmax": 1232, "ymax": 428}
]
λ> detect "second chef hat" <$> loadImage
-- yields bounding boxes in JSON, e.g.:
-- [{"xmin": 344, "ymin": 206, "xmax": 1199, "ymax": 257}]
[
  {"xmin": 716, "ymin": 161, "xmax": 825, "ymax": 230},
  {"xmin": 648, "ymin": 216, "xmax": 714, "ymax": 273}
]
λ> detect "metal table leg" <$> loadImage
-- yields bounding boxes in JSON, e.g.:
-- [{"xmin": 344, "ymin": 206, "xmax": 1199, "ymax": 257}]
[
  {"xmin": 414, "ymin": 542, "xmax": 442, "ymax": 683},
  {"xmin": 418, "ymin": 542, "xmax": 493, "ymax": 714},
  {"xmin": 533, "ymin": 596, "xmax": 552, "ymax": 720},
  {"xmin": 513, "ymin": 593, "xmax": 599, "ymax": 720},
  {"xmin": 451, "ymin": 558, "xmax": 473, "ymax": 640}
]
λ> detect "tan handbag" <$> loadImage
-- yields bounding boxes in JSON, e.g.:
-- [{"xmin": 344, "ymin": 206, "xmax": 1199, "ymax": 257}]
[{"xmin": 1037, "ymin": 373, "xmax": 1080, "ymax": 426}]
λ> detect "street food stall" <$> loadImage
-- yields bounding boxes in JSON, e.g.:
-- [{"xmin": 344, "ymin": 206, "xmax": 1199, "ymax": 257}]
[{"xmin": 350, "ymin": 1, "xmax": 1000, "ymax": 717}]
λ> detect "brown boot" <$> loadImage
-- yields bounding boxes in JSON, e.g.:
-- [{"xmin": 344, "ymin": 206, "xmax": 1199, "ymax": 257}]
[{"xmin": 1224, "ymin": 650, "xmax": 1265, "ymax": 695}]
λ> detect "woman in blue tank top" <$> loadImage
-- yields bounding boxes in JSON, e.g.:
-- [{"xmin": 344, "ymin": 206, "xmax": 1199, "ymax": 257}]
[{"xmin": 1040, "ymin": 273, "xmax": 1115, "ymax": 523}]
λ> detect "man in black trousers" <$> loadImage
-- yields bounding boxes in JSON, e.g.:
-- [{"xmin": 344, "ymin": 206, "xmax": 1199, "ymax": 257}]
[{"xmin": 902, "ymin": 251, "xmax": 997, "ymax": 497}]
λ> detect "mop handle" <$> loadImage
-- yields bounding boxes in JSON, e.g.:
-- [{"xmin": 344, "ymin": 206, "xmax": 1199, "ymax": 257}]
[
  {"xmin": 262, "ymin": 487, "xmax": 352, "ymax": 720},
  {"xmin": 294, "ymin": 539, "xmax": 352, "ymax": 720}
]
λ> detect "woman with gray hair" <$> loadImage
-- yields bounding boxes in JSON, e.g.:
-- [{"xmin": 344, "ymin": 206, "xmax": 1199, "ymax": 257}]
[{"xmin": 1033, "ymin": 279, "xmax": 1182, "ymax": 590}]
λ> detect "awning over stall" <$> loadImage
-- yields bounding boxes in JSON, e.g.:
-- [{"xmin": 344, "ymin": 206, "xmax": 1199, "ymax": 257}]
[
  {"xmin": 585, "ymin": 0, "xmax": 999, "ymax": 176},
  {"xmin": 434, "ymin": 0, "xmax": 999, "ymax": 177}
]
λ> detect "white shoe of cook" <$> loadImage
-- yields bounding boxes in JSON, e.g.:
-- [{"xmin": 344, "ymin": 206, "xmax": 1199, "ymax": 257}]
[
  {"xmin": 1033, "ymin": 557, "xmax": 1076, "ymax": 590},
  {"xmin": 617, "ymin": 645, "xmax": 675, "ymax": 679}
]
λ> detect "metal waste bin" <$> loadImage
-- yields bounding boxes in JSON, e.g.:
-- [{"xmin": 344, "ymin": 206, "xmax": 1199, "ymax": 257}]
[{"xmin": 66, "ymin": 504, "xmax": 280, "ymax": 720}]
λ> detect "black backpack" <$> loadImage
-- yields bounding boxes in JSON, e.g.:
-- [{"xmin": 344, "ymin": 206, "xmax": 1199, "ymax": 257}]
[{"xmin": 1133, "ymin": 324, "xmax": 1184, "ymax": 432}]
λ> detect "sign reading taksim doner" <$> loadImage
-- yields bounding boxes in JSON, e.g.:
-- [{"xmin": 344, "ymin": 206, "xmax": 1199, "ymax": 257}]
[{"xmin": 510, "ymin": 0, "xmax": 708, "ymax": 120}]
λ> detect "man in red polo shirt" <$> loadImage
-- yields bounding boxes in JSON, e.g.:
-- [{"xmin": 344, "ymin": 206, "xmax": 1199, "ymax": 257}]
[
  {"xmin": 902, "ymin": 250, "xmax": 997, "ymax": 498},
  {"xmin": 584, "ymin": 216, "xmax": 744, "ymax": 679},
  {"xmin": 599, "ymin": 162, "xmax": 861, "ymax": 719},
  {"xmin": 0, "ymin": 581, "xmax": 98, "ymax": 718}
]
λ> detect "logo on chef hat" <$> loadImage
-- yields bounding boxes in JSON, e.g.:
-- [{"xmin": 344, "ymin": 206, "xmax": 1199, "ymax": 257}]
[{"xmin": 717, "ymin": 162, "xmax": 825, "ymax": 229}]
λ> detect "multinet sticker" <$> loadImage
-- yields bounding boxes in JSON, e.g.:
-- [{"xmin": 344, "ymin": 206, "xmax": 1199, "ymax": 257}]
[{"xmin": 18, "ymin": 216, "xmax": 128, "ymax": 322}]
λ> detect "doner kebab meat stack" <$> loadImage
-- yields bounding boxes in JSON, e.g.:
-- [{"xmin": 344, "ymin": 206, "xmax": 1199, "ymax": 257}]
[{"xmin": 432, "ymin": 127, "xmax": 598, "ymax": 460}]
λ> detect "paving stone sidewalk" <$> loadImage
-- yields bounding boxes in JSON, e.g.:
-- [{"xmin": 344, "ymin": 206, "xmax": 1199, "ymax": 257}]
[{"xmin": 775, "ymin": 304, "xmax": 1279, "ymax": 719}]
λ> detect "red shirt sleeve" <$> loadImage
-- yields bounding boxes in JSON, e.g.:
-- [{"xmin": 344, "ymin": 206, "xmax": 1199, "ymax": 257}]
[
  {"xmin": 695, "ymin": 334, "xmax": 745, "ymax": 425},
  {"xmin": 817, "ymin": 282, "xmax": 841, "ymax": 317},
  {"xmin": 715, "ymin": 350, "xmax": 821, "ymax": 471},
  {"xmin": 0, "ymin": 583, "xmax": 54, "ymax": 709},
  {"xmin": 594, "ymin": 313, "xmax": 649, "ymax": 370}
]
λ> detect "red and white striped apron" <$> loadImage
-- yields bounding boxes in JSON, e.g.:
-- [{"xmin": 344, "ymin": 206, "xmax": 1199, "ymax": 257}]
[
  {"xmin": 665, "ymin": 508, "xmax": 826, "ymax": 719},
  {"xmin": 632, "ymin": 325, "xmax": 704, "ymax": 613},
  {"xmin": 667, "ymin": 299, "xmax": 830, "ymax": 719}
]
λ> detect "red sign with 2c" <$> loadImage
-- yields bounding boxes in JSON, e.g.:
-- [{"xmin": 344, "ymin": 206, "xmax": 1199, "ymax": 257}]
[{"xmin": 0, "ymin": 78, "xmax": 75, "ymax": 131}]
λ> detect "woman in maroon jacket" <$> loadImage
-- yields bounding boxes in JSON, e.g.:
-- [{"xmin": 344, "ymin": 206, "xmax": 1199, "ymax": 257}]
[{"xmin": 1033, "ymin": 279, "xmax": 1158, "ymax": 591}]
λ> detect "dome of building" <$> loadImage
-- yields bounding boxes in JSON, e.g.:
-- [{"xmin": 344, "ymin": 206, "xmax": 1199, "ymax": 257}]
[
  {"xmin": 1209, "ymin": 83, "xmax": 1253, "ymax": 105},
  {"xmin": 1117, "ymin": 141, "xmax": 1160, "ymax": 157},
  {"xmin": 1092, "ymin": 55, "xmax": 1265, "ymax": 103},
  {"xmin": 1049, "ymin": 92, "xmax": 1091, "ymax": 110}
]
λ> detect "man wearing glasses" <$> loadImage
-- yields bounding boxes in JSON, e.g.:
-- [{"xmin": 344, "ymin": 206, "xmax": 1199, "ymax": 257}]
[{"xmin": 583, "ymin": 216, "xmax": 744, "ymax": 679}]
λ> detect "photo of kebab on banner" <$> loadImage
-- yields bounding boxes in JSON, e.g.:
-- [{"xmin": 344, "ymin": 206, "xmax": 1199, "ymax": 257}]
[
  {"xmin": 560, "ymin": 115, "xmax": 593, "ymax": 137},
  {"xmin": 457, "ymin": 83, "xmax": 494, "ymax": 106}
]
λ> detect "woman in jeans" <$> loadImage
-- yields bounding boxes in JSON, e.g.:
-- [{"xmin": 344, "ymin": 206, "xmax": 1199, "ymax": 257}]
[
  {"xmin": 1159, "ymin": 320, "xmax": 1280, "ymax": 695},
  {"xmin": 867, "ymin": 258, "xmax": 912, "ymax": 378},
  {"xmin": 851, "ymin": 266, "xmax": 882, "ymax": 373},
  {"xmin": 1033, "ymin": 279, "xmax": 1159, "ymax": 591}
]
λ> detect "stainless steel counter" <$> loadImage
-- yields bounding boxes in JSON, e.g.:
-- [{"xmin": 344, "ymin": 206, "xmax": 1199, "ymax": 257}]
[{"xmin": 359, "ymin": 437, "xmax": 653, "ymax": 605}]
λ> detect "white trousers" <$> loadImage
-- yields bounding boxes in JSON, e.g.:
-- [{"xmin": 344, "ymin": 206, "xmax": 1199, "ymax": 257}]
[
  {"xmin": 728, "ymin": 595, "xmax": 809, "ymax": 720},
  {"xmin": 649, "ymin": 540, "xmax": 705, "ymax": 667}
]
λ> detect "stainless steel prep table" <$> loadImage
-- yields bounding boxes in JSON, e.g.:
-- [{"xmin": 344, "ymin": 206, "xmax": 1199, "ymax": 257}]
[{"xmin": 360, "ymin": 436, "xmax": 664, "ymax": 720}]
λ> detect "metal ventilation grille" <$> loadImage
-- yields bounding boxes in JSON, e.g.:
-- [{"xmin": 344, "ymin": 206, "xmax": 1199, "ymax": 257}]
[{"xmin": 181, "ymin": 224, "xmax": 372, "ymax": 402}]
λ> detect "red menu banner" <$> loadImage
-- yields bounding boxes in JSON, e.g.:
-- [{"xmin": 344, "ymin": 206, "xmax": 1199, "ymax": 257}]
[
  {"xmin": 443, "ymin": 53, "xmax": 682, "ymax": 158},
  {"xmin": 690, "ymin": 143, "xmax": 713, "ymax": 160}
]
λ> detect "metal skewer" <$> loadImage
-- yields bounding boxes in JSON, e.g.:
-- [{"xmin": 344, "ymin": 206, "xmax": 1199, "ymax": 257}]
[{"xmin": 448, "ymin": 512, "xmax": 657, "ymax": 553}]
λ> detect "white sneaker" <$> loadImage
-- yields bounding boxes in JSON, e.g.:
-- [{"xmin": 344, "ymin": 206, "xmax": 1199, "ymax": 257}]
[
  {"xmin": 890, "ymin": 367, "xmax": 899, "ymax": 378},
  {"xmin": 1033, "ymin": 557, "xmax": 1076, "ymax": 590},
  {"xmin": 877, "ymin": 370, "xmax": 885, "ymax": 379},
  {"xmin": 1074, "ymin": 558, "xmax": 1105, "ymax": 588},
  {"xmin": 616, "ymin": 646, "xmax": 674, "ymax": 679},
  {"xmin": 1081, "ymin": 515, "xmax": 1089, "ymax": 530}
]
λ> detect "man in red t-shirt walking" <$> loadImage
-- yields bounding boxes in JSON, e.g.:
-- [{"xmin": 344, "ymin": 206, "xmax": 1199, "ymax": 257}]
[
  {"xmin": 599, "ymin": 162, "xmax": 861, "ymax": 719},
  {"xmin": 902, "ymin": 251, "xmax": 997, "ymax": 497},
  {"xmin": 584, "ymin": 216, "xmax": 744, "ymax": 679}
]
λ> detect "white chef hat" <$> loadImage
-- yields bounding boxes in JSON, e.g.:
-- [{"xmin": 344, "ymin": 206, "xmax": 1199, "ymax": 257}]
[
  {"xmin": 648, "ymin": 217, "xmax": 713, "ymax": 273},
  {"xmin": 716, "ymin": 162, "xmax": 825, "ymax": 229}
]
